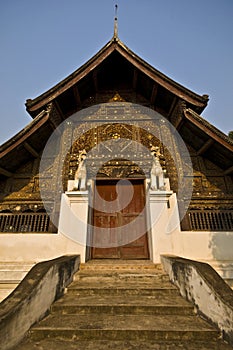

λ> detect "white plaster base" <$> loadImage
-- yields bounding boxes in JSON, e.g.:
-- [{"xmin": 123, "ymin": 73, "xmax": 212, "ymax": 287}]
[
  {"xmin": 149, "ymin": 190, "xmax": 180, "ymax": 263},
  {"xmin": 58, "ymin": 191, "xmax": 89, "ymax": 263}
]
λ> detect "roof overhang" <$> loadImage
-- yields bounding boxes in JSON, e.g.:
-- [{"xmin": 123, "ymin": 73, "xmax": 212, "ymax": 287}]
[{"xmin": 26, "ymin": 38, "xmax": 209, "ymax": 117}]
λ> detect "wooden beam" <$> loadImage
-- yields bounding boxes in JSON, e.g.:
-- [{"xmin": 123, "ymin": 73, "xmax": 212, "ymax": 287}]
[
  {"xmin": 116, "ymin": 45, "xmax": 207, "ymax": 109},
  {"xmin": 176, "ymin": 120, "xmax": 184, "ymax": 132},
  {"xmin": 224, "ymin": 165, "xmax": 233, "ymax": 176},
  {"xmin": 73, "ymin": 85, "xmax": 82, "ymax": 107},
  {"xmin": 184, "ymin": 109, "xmax": 233, "ymax": 152},
  {"xmin": 174, "ymin": 115, "xmax": 184, "ymax": 131},
  {"xmin": 28, "ymin": 44, "xmax": 116, "ymax": 112},
  {"xmin": 0, "ymin": 113, "xmax": 49, "ymax": 158},
  {"xmin": 0, "ymin": 167, "xmax": 13, "ymax": 177},
  {"xmin": 168, "ymin": 97, "xmax": 178, "ymax": 119},
  {"xmin": 24, "ymin": 142, "xmax": 40, "ymax": 158},
  {"xmin": 133, "ymin": 69, "xmax": 138, "ymax": 90},
  {"xmin": 93, "ymin": 71, "xmax": 98, "ymax": 91},
  {"xmin": 54, "ymin": 100, "xmax": 64, "ymax": 120},
  {"xmin": 49, "ymin": 119, "xmax": 61, "ymax": 133},
  {"xmin": 197, "ymin": 139, "xmax": 214, "ymax": 156},
  {"xmin": 150, "ymin": 84, "xmax": 158, "ymax": 105}
]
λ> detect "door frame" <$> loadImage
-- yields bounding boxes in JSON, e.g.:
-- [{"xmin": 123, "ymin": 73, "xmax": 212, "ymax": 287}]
[{"xmin": 88, "ymin": 177, "xmax": 150, "ymax": 260}]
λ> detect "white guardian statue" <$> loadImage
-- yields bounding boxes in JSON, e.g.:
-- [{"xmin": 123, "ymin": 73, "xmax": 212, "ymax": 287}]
[
  {"xmin": 150, "ymin": 146, "xmax": 165, "ymax": 191},
  {"xmin": 73, "ymin": 149, "xmax": 87, "ymax": 191}
]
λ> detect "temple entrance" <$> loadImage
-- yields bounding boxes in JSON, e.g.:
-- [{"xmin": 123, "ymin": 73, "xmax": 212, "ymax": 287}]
[{"xmin": 91, "ymin": 178, "xmax": 149, "ymax": 259}]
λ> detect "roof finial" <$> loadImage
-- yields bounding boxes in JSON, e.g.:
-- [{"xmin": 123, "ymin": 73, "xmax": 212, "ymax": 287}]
[{"xmin": 114, "ymin": 4, "xmax": 118, "ymax": 40}]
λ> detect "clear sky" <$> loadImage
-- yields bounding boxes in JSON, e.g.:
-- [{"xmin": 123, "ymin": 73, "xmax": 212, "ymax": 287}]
[{"xmin": 0, "ymin": 0, "xmax": 232, "ymax": 144}]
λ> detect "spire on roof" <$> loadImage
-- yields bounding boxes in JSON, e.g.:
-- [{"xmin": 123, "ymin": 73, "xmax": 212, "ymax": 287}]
[{"xmin": 113, "ymin": 4, "xmax": 118, "ymax": 40}]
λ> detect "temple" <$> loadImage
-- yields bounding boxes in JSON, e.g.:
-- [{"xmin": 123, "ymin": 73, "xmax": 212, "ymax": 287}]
[{"xmin": 0, "ymin": 29, "xmax": 233, "ymax": 285}]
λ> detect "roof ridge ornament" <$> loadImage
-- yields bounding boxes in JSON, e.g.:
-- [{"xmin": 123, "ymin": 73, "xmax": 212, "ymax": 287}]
[{"xmin": 113, "ymin": 4, "xmax": 118, "ymax": 40}]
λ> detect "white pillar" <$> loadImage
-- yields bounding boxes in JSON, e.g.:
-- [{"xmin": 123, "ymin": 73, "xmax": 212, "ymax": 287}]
[
  {"xmin": 58, "ymin": 184, "xmax": 89, "ymax": 263},
  {"xmin": 149, "ymin": 190, "xmax": 180, "ymax": 263}
]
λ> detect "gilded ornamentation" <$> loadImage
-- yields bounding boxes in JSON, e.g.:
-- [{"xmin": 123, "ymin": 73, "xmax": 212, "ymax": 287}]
[
  {"xmin": 109, "ymin": 92, "xmax": 126, "ymax": 102},
  {"xmin": 63, "ymin": 123, "xmax": 165, "ymax": 188}
]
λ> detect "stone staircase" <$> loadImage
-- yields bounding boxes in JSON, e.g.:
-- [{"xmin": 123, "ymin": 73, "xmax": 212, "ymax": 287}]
[
  {"xmin": 0, "ymin": 262, "xmax": 34, "ymax": 302},
  {"xmin": 13, "ymin": 260, "xmax": 232, "ymax": 350}
]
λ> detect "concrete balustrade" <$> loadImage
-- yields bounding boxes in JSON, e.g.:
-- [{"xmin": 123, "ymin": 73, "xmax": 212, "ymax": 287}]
[
  {"xmin": 0, "ymin": 255, "xmax": 80, "ymax": 350},
  {"xmin": 161, "ymin": 255, "xmax": 233, "ymax": 346}
]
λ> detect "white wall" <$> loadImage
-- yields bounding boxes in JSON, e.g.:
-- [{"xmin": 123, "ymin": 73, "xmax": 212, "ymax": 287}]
[
  {"xmin": 0, "ymin": 190, "xmax": 233, "ymax": 270},
  {"xmin": 0, "ymin": 233, "xmax": 85, "ymax": 263}
]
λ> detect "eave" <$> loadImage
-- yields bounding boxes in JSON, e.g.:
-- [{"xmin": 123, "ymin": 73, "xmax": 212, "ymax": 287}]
[
  {"xmin": 114, "ymin": 41, "xmax": 208, "ymax": 110},
  {"xmin": 184, "ymin": 109, "xmax": 233, "ymax": 152},
  {"xmin": 26, "ymin": 38, "xmax": 209, "ymax": 116},
  {"xmin": 179, "ymin": 109, "xmax": 233, "ymax": 173},
  {"xmin": 0, "ymin": 110, "xmax": 49, "ymax": 158},
  {"xmin": 0, "ymin": 110, "xmax": 52, "ymax": 178}
]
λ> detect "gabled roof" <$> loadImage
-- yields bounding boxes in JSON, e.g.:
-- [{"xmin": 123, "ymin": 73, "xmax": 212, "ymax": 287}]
[
  {"xmin": 0, "ymin": 36, "xmax": 232, "ymax": 179},
  {"xmin": 26, "ymin": 37, "xmax": 209, "ymax": 117}
]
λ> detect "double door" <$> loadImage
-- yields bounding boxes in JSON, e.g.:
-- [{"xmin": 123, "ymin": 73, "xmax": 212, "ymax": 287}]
[{"xmin": 91, "ymin": 178, "xmax": 149, "ymax": 259}]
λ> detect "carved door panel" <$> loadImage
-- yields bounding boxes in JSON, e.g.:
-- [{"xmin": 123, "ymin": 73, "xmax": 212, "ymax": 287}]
[{"xmin": 92, "ymin": 179, "xmax": 149, "ymax": 259}]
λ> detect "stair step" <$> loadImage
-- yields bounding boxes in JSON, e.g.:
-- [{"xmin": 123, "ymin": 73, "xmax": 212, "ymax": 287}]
[
  {"xmin": 52, "ymin": 304, "xmax": 194, "ymax": 316},
  {"xmin": 73, "ymin": 272, "xmax": 171, "ymax": 284},
  {"xmin": 52, "ymin": 294, "xmax": 194, "ymax": 315},
  {"xmin": 225, "ymin": 279, "xmax": 233, "ymax": 289},
  {"xmin": 0, "ymin": 280, "xmax": 20, "ymax": 284},
  {"xmin": 69, "ymin": 278, "xmax": 177, "ymax": 291},
  {"xmin": 80, "ymin": 260, "xmax": 162, "ymax": 271},
  {"xmin": 0, "ymin": 262, "xmax": 34, "ymax": 278},
  {"xmin": 0, "ymin": 271, "xmax": 29, "ymax": 280},
  {"xmin": 13, "ymin": 338, "xmax": 233, "ymax": 350},
  {"xmin": 67, "ymin": 285, "xmax": 178, "ymax": 297},
  {"xmin": 0, "ymin": 289, "xmax": 14, "ymax": 301},
  {"xmin": 0, "ymin": 282, "xmax": 19, "ymax": 288},
  {"xmin": 29, "ymin": 314, "xmax": 219, "ymax": 342},
  {"xmin": 0, "ymin": 282, "xmax": 19, "ymax": 302},
  {"xmin": 0, "ymin": 262, "xmax": 34, "ymax": 269}
]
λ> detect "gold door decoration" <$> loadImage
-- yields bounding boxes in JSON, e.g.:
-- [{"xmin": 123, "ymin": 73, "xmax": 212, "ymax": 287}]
[{"xmin": 62, "ymin": 123, "xmax": 173, "ymax": 190}]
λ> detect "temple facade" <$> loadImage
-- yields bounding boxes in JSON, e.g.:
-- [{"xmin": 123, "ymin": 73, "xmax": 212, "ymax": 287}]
[{"xmin": 0, "ymin": 33, "xmax": 232, "ymax": 282}]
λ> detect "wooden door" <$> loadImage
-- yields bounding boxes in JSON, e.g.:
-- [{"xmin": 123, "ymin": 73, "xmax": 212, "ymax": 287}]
[{"xmin": 91, "ymin": 179, "xmax": 149, "ymax": 259}]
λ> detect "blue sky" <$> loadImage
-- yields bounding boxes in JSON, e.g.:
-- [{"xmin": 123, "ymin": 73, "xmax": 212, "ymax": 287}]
[{"xmin": 0, "ymin": 0, "xmax": 232, "ymax": 144}]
